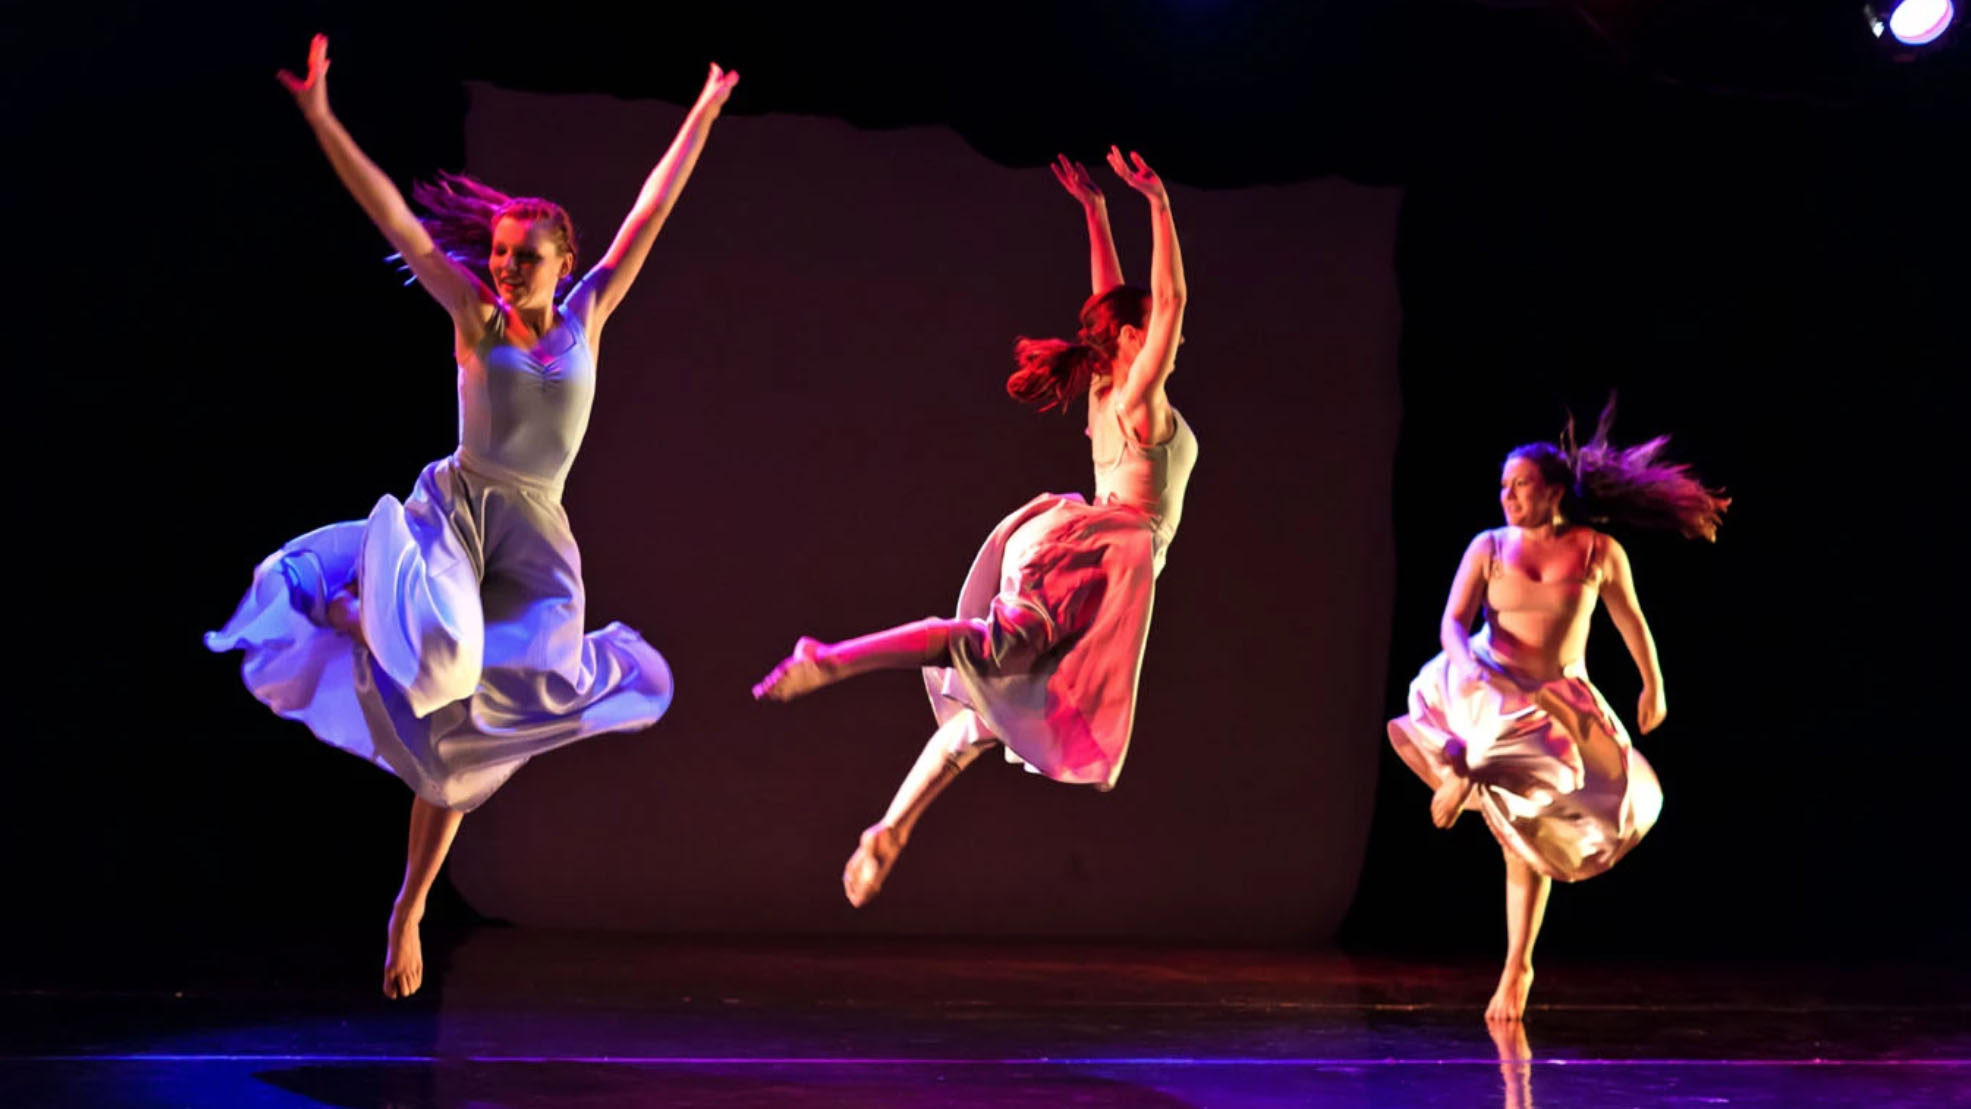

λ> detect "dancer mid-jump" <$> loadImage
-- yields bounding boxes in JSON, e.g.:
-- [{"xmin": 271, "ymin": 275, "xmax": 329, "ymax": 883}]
[
  {"xmin": 207, "ymin": 36, "xmax": 738, "ymax": 997},
  {"xmin": 1388, "ymin": 400, "xmax": 1728, "ymax": 1022},
  {"xmin": 754, "ymin": 149, "xmax": 1198, "ymax": 907}
]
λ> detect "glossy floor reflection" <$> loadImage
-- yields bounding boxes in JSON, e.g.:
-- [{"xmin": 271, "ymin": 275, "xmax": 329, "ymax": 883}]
[{"xmin": 5, "ymin": 930, "xmax": 1966, "ymax": 1107}]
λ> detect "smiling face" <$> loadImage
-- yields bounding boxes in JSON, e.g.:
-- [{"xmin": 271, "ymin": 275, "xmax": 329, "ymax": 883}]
[
  {"xmin": 488, "ymin": 216, "xmax": 573, "ymax": 309},
  {"xmin": 1499, "ymin": 455, "xmax": 1565, "ymax": 527}
]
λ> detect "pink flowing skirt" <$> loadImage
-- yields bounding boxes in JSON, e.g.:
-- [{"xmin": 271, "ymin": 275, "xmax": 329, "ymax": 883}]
[{"xmin": 925, "ymin": 492, "xmax": 1160, "ymax": 790}]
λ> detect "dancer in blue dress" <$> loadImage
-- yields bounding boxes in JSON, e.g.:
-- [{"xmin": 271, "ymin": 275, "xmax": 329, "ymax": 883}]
[{"xmin": 207, "ymin": 36, "xmax": 738, "ymax": 997}]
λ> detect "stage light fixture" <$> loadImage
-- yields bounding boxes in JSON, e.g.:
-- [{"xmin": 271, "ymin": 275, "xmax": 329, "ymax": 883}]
[{"xmin": 1865, "ymin": 0, "xmax": 1955, "ymax": 46}]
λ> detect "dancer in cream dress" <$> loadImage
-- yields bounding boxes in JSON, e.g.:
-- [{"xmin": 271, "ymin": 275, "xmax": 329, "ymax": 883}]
[
  {"xmin": 753, "ymin": 149, "xmax": 1197, "ymax": 908},
  {"xmin": 1389, "ymin": 401, "xmax": 1728, "ymax": 1022}
]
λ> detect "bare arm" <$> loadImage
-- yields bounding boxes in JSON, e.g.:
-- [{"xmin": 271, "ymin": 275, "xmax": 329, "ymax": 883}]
[
  {"xmin": 564, "ymin": 64, "xmax": 740, "ymax": 336},
  {"xmin": 1050, "ymin": 155, "xmax": 1124, "ymax": 295},
  {"xmin": 1105, "ymin": 148, "xmax": 1188, "ymax": 442},
  {"xmin": 279, "ymin": 36, "xmax": 489, "ymax": 338},
  {"xmin": 1598, "ymin": 535, "xmax": 1668, "ymax": 733},
  {"xmin": 1440, "ymin": 532, "xmax": 1493, "ymax": 672}
]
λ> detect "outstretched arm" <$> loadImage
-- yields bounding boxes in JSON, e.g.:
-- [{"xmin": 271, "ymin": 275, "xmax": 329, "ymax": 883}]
[
  {"xmin": 1051, "ymin": 155, "xmax": 1123, "ymax": 295},
  {"xmin": 1106, "ymin": 147, "xmax": 1187, "ymax": 442},
  {"xmin": 278, "ymin": 35, "xmax": 488, "ymax": 336},
  {"xmin": 1598, "ymin": 536, "xmax": 1668, "ymax": 733},
  {"xmin": 564, "ymin": 64, "xmax": 740, "ymax": 336}
]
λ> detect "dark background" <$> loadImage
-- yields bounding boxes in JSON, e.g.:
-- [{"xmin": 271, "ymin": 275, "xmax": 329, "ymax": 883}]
[
  {"xmin": 8, "ymin": 0, "xmax": 1965, "ymax": 974},
  {"xmin": 443, "ymin": 86, "xmax": 1402, "ymax": 941}
]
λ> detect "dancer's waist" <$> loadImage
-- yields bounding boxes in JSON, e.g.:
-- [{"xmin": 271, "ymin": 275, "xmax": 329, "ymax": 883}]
[
  {"xmin": 1472, "ymin": 625, "xmax": 1588, "ymax": 684},
  {"xmin": 453, "ymin": 447, "xmax": 566, "ymax": 496}
]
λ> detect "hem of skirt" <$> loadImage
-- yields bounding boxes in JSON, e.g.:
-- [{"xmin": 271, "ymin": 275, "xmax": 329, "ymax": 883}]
[
  {"xmin": 929, "ymin": 676, "xmax": 1124, "ymax": 791},
  {"xmin": 1389, "ymin": 714, "xmax": 1598, "ymax": 880},
  {"xmin": 1389, "ymin": 689, "xmax": 1633, "ymax": 884},
  {"xmin": 1477, "ymin": 800, "xmax": 1615, "ymax": 884},
  {"xmin": 1386, "ymin": 715, "xmax": 1482, "ymax": 812}
]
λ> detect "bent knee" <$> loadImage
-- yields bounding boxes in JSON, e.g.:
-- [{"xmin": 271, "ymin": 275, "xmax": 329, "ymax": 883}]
[
  {"xmin": 923, "ymin": 616, "xmax": 991, "ymax": 663},
  {"xmin": 937, "ymin": 708, "xmax": 997, "ymax": 761}
]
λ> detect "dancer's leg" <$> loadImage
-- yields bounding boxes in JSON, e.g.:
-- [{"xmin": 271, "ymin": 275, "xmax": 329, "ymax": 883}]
[
  {"xmin": 842, "ymin": 711, "xmax": 992, "ymax": 907},
  {"xmin": 1486, "ymin": 849, "xmax": 1551, "ymax": 1022},
  {"xmin": 754, "ymin": 618, "xmax": 986, "ymax": 702},
  {"xmin": 383, "ymin": 795, "xmax": 465, "ymax": 999}
]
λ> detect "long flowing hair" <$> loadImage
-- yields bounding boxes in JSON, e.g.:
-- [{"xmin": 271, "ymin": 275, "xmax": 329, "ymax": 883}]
[
  {"xmin": 386, "ymin": 171, "xmax": 578, "ymax": 290},
  {"xmin": 1007, "ymin": 285, "xmax": 1151, "ymax": 412},
  {"xmin": 1509, "ymin": 396, "xmax": 1731, "ymax": 541}
]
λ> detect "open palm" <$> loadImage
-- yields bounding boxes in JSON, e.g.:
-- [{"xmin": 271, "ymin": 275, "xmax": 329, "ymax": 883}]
[
  {"xmin": 1106, "ymin": 146, "xmax": 1167, "ymax": 205},
  {"xmin": 277, "ymin": 34, "xmax": 331, "ymax": 119}
]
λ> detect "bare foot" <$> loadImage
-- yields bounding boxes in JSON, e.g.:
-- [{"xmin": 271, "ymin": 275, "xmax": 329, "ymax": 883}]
[
  {"xmin": 1489, "ymin": 1017, "xmax": 1534, "ymax": 1109},
  {"xmin": 382, "ymin": 903, "xmax": 424, "ymax": 999},
  {"xmin": 1486, "ymin": 965, "xmax": 1534, "ymax": 1023},
  {"xmin": 753, "ymin": 637, "xmax": 834, "ymax": 702},
  {"xmin": 842, "ymin": 823, "xmax": 905, "ymax": 908},
  {"xmin": 1488, "ymin": 1015, "xmax": 1531, "ymax": 1060},
  {"xmin": 1430, "ymin": 773, "xmax": 1475, "ymax": 828}
]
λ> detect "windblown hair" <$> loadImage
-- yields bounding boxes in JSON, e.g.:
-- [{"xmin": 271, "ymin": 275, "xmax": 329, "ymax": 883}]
[
  {"xmin": 1509, "ymin": 396, "xmax": 1731, "ymax": 541},
  {"xmin": 1007, "ymin": 285, "xmax": 1151, "ymax": 412},
  {"xmin": 391, "ymin": 171, "xmax": 578, "ymax": 290}
]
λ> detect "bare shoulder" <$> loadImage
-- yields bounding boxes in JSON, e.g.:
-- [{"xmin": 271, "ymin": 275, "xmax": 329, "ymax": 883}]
[
  {"xmin": 1456, "ymin": 528, "xmax": 1500, "ymax": 576},
  {"xmin": 1592, "ymin": 529, "xmax": 1630, "ymax": 559},
  {"xmin": 1594, "ymin": 530, "xmax": 1637, "ymax": 579}
]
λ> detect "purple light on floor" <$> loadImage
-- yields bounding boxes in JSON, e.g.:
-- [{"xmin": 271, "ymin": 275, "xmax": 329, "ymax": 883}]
[
  {"xmin": 26, "ymin": 1053, "xmax": 1971, "ymax": 1067},
  {"xmin": 1887, "ymin": 0, "xmax": 1955, "ymax": 44}
]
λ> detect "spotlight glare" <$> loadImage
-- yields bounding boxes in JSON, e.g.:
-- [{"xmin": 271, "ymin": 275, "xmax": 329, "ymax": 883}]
[{"xmin": 1888, "ymin": 0, "xmax": 1955, "ymax": 44}]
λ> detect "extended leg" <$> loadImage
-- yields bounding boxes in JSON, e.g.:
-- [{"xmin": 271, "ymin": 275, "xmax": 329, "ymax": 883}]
[
  {"xmin": 842, "ymin": 711, "xmax": 992, "ymax": 907},
  {"xmin": 383, "ymin": 795, "xmax": 465, "ymax": 999},
  {"xmin": 753, "ymin": 618, "xmax": 985, "ymax": 701}
]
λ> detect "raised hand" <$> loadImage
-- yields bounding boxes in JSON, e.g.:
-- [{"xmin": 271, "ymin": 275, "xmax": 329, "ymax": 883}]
[
  {"xmin": 277, "ymin": 34, "xmax": 332, "ymax": 121},
  {"xmin": 1105, "ymin": 145, "xmax": 1168, "ymax": 205},
  {"xmin": 695, "ymin": 62, "xmax": 741, "ymax": 113},
  {"xmin": 1050, "ymin": 154, "xmax": 1104, "ymax": 206}
]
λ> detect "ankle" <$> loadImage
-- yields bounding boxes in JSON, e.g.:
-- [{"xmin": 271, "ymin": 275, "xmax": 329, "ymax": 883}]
[
  {"xmin": 814, "ymin": 643, "xmax": 844, "ymax": 674},
  {"xmin": 390, "ymin": 898, "xmax": 426, "ymax": 924}
]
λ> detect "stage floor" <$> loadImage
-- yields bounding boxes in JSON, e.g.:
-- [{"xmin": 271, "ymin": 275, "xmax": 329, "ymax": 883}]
[{"xmin": 5, "ymin": 929, "xmax": 1966, "ymax": 1107}]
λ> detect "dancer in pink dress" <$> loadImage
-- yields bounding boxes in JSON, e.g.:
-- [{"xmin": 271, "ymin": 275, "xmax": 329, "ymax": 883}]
[
  {"xmin": 207, "ymin": 36, "xmax": 737, "ymax": 997},
  {"xmin": 1388, "ymin": 400, "xmax": 1728, "ymax": 1021},
  {"xmin": 753, "ymin": 149, "xmax": 1198, "ymax": 908}
]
